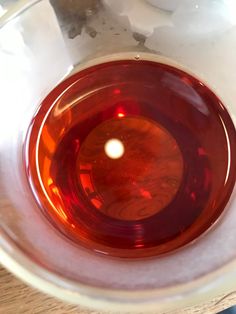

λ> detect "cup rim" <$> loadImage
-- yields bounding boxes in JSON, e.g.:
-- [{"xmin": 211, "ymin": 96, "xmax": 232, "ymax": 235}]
[
  {"xmin": 1, "ymin": 225, "xmax": 236, "ymax": 311},
  {"xmin": 0, "ymin": 0, "xmax": 41, "ymax": 29}
]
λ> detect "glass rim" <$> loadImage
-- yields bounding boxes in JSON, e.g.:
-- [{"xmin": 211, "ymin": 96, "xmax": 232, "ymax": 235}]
[
  {"xmin": 1, "ymin": 223, "xmax": 236, "ymax": 311},
  {"xmin": 0, "ymin": 0, "xmax": 41, "ymax": 29},
  {"xmin": 1, "ymin": 0, "xmax": 236, "ymax": 310}
]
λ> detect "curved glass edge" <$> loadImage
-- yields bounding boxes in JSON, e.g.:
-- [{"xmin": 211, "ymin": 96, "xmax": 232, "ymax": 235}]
[
  {"xmin": 1, "ymin": 0, "xmax": 236, "ymax": 311},
  {"xmin": 0, "ymin": 227, "xmax": 236, "ymax": 312},
  {"xmin": 0, "ymin": 0, "xmax": 42, "ymax": 29}
]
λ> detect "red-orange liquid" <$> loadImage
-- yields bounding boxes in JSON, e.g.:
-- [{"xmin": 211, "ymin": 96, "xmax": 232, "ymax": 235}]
[{"xmin": 25, "ymin": 60, "xmax": 236, "ymax": 258}]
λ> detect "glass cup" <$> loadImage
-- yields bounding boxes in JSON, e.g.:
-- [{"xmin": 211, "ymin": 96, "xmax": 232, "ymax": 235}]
[{"xmin": 0, "ymin": 0, "xmax": 236, "ymax": 312}]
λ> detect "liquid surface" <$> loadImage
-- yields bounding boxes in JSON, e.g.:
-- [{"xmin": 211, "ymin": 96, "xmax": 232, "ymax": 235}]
[{"xmin": 25, "ymin": 60, "xmax": 236, "ymax": 258}]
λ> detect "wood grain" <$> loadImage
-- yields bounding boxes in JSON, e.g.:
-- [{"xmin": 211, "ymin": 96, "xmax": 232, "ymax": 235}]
[{"xmin": 0, "ymin": 266, "xmax": 236, "ymax": 314}]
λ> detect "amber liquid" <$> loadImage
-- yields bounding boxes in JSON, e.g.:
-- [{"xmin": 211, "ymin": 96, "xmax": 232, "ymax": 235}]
[{"xmin": 25, "ymin": 60, "xmax": 236, "ymax": 258}]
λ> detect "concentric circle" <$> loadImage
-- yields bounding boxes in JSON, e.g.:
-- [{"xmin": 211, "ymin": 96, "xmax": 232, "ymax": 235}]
[{"xmin": 26, "ymin": 60, "xmax": 236, "ymax": 258}]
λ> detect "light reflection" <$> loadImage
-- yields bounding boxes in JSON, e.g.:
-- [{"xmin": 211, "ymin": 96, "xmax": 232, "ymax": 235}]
[
  {"xmin": 53, "ymin": 84, "xmax": 117, "ymax": 117},
  {"xmin": 139, "ymin": 188, "xmax": 152, "ymax": 199},
  {"xmin": 116, "ymin": 106, "xmax": 126, "ymax": 118},
  {"xmin": 117, "ymin": 112, "xmax": 125, "ymax": 118},
  {"xmin": 50, "ymin": 182, "xmax": 68, "ymax": 222},
  {"xmin": 219, "ymin": 115, "xmax": 231, "ymax": 185},
  {"xmin": 113, "ymin": 88, "xmax": 121, "ymax": 95},
  {"xmin": 0, "ymin": 5, "xmax": 6, "ymax": 17},
  {"xmin": 91, "ymin": 198, "xmax": 102, "ymax": 209},
  {"xmin": 163, "ymin": 73, "xmax": 209, "ymax": 115},
  {"xmin": 47, "ymin": 177, "xmax": 53, "ymax": 186},
  {"xmin": 79, "ymin": 163, "xmax": 103, "ymax": 209},
  {"xmin": 41, "ymin": 125, "xmax": 56, "ymax": 155},
  {"xmin": 104, "ymin": 138, "xmax": 125, "ymax": 159}
]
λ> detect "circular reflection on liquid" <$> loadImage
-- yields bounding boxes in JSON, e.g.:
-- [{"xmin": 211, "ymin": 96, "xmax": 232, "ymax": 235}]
[
  {"xmin": 77, "ymin": 116, "xmax": 184, "ymax": 221},
  {"xmin": 104, "ymin": 138, "xmax": 125, "ymax": 159},
  {"xmin": 26, "ymin": 59, "xmax": 236, "ymax": 258}
]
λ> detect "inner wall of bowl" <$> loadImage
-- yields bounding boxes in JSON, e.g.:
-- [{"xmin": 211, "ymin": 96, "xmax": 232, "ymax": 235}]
[{"xmin": 0, "ymin": 0, "xmax": 236, "ymax": 290}]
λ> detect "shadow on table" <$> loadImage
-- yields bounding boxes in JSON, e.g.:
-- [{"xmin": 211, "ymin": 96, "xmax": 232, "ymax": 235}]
[{"xmin": 219, "ymin": 307, "xmax": 236, "ymax": 313}]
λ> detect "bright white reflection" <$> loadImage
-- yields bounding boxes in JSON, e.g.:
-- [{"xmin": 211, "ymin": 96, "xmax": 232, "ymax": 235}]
[
  {"xmin": 0, "ymin": 5, "xmax": 6, "ymax": 17},
  {"xmin": 104, "ymin": 138, "xmax": 124, "ymax": 159}
]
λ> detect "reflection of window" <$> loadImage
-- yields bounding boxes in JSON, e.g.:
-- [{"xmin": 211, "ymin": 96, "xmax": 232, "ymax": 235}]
[
  {"xmin": 79, "ymin": 163, "xmax": 102, "ymax": 209},
  {"xmin": 48, "ymin": 178, "xmax": 68, "ymax": 222}
]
